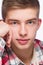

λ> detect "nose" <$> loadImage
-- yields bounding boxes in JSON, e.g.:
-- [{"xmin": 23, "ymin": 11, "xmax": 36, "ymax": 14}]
[{"xmin": 19, "ymin": 23, "xmax": 27, "ymax": 37}]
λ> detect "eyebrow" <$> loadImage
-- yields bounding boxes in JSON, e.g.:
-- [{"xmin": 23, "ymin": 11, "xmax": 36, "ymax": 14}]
[
  {"xmin": 26, "ymin": 18, "xmax": 37, "ymax": 21},
  {"xmin": 7, "ymin": 18, "xmax": 37, "ymax": 23},
  {"xmin": 8, "ymin": 19, "xmax": 19, "ymax": 22}
]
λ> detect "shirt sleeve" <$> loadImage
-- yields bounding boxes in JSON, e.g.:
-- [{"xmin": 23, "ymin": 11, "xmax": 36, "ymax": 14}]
[{"xmin": 0, "ymin": 38, "xmax": 6, "ymax": 65}]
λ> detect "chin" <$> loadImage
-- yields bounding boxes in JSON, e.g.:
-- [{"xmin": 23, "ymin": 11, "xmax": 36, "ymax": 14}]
[{"xmin": 16, "ymin": 44, "xmax": 31, "ymax": 50}]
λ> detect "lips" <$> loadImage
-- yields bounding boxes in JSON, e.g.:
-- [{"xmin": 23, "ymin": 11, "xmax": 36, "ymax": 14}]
[{"xmin": 16, "ymin": 39, "xmax": 30, "ymax": 45}]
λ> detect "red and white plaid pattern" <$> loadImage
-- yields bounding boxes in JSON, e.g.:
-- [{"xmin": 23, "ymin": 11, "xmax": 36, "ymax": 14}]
[{"xmin": 0, "ymin": 38, "xmax": 43, "ymax": 65}]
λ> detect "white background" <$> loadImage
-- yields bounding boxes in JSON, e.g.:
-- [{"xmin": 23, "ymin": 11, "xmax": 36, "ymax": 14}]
[{"xmin": 0, "ymin": 0, "xmax": 43, "ymax": 41}]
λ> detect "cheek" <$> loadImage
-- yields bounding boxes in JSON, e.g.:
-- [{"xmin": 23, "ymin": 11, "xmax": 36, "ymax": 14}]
[
  {"xmin": 10, "ymin": 26, "xmax": 19, "ymax": 38},
  {"xmin": 28, "ymin": 26, "xmax": 38, "ymax": 38}
]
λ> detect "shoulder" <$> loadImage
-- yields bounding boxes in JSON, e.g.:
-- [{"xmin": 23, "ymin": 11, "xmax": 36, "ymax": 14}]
[
  {"xmin": 33, "ymin": 39, "xmax": 43, "ymax": 64},
  {"xmin": 35, "ymin": 39, "xmax": 43, "ymax": 49},
  {"xmin": 34, "ymin": 39, "xmax": 43, "ymax": 55}
]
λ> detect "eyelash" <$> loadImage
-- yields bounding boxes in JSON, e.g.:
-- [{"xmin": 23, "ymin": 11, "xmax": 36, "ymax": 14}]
[
  {"xmin": 27, "ymin": 21, "xmax": 35, "ymax": 24},
  {"xmin": 10, "ymin": 21, "xmax": 18, "ymax": 24},
  {"xmin": 13, "ymin": 21, "xmax": 34, "ymax": 24},
  {"xmin": 9, "ymin": 20, "xmax": 36, "ymax": 25},
  {"xmin": 13, "ymin": 22, "xmax": 17, "ymax": 24}
]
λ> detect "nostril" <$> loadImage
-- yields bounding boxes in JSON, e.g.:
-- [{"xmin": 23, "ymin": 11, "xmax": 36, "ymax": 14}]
[{"xmin": 19, "ymin": 32, "xmax": 27, "ymax": 37}]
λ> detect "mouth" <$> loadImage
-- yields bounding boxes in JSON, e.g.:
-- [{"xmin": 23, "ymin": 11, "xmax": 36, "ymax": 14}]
[{"xmin": 16, "ymin": 39, "xmax": 30, "ymax": 45}]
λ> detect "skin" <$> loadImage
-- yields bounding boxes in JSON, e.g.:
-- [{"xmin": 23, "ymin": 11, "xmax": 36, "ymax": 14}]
[{"xmin": 3, "ymin": 8, "xmax": 41, "ymax": 65}]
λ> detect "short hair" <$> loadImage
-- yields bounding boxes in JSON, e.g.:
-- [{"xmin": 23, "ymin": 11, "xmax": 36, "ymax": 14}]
[{"xmin": 2, "ymin": 0, "xmax": 40, "ymax": 20}]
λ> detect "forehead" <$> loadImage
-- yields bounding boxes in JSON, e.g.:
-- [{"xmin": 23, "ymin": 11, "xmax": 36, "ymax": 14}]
[{"xmin": 6, "ymin": 8, "xmax": 38, "ymax": 20}]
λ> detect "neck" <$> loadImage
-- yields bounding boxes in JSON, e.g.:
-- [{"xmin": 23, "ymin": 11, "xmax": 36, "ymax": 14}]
[{"xmin": 11, "ymin": 43, "xmax": 34, "ymax": 64}]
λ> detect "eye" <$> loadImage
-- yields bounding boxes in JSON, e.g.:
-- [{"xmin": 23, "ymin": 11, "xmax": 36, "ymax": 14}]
[
  {"xmin": 26, "ymin": 20, "xmax": 36, "ymax": 25},
  {"xmin": 13, "ymin": 21, "xmax": 17, "ymax": 24},
  {"xmin": 11, "ymin": 20, "xmax": 20, "ymax": 24},
  {"xmin": 28, "ymin": 21, "xmax": 33, "ymax": 24},
  {"xmin": 11, "ymin": 21, "xmax": 18, "ymax": 24},
  {"xmin": 27, "ymin": 20, "xmax": 33, "ymax": 24}
]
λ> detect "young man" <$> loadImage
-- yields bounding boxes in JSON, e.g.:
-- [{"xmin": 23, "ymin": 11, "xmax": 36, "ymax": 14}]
[{"xmin": 0, "ymin": 0, "xmax": 43, "ymax": 65}]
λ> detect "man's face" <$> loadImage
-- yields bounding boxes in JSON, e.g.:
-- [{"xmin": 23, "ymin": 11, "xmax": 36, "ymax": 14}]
[{"xmin": 5, "ymin": 8, "xmax": 41, "ymax": 50}]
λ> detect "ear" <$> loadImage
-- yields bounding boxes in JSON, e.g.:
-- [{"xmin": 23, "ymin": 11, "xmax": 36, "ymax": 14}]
[{"xmin": 37, "ymin": 19, "xmax": 42, "ymax": 30}]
